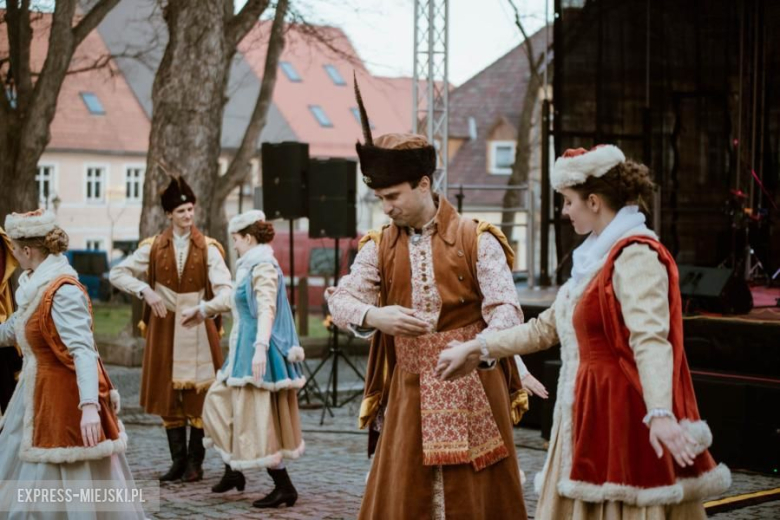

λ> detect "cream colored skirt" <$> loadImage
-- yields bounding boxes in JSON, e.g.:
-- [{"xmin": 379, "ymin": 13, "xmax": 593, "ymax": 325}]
[
  {"xmin": 202, "ymin": 380, "xmax": 304, "ymax": 471},
  {"xmin": 534, "ymin": 423, "xmax": 707, "ymax": 520}
]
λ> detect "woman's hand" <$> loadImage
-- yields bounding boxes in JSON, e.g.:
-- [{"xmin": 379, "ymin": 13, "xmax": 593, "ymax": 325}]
[
  {"xmin": 435, "ymin": 340, "xmax": 481, "ymax": 381},
  {"xmin": 649, "ymin": 416, "xmax": 698, "ymax": 467},
  {"xmin": 521, "ymin": 372, "xmax": 549, "ymax": 399},
  {"xmin": 252, "ymin": 346, "xmax": 267, "ymax": 382},
  {"xmin": 80, "ymin": 404, "xmax": 103, "ymax": 448},
  {"xmin": 180, "ymin": 306, "xmax": 205, "ymax": 328}
]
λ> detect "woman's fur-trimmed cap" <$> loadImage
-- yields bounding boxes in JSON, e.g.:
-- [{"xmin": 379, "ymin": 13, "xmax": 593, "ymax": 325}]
[
  {"xmin": 4, "ymin": 209, "xmax": 57, "ymax": 239},
  {"xmin": 228, "ymin": 210, "xmax": 266, "ymax": 234},
  {"xmin": 552, "ymin": 144, "xmax": 626, "ymax": 190}
]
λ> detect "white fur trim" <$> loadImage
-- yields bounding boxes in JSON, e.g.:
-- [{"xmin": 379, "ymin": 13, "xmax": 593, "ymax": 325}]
[
  {"xmin": 110, "ymin": 389, "xmax": 121, "ymax": 414},
  {"xmin": 228, "ymin": 210, "xmax": 266, "ymax": 233},
  {"xmin": 4, "ymin": 210, "xmax": 57, "ymax": 239},
  {"xmin": 13, "ymin": 281, "xmax": 127, "ymax": 464},
  {"xmin": 287, "ymin": 346, "xmax": 305, "ymax": 363},
  {"xmin": 204, "ymin": 436, "xmax": 305, "ymax": 471},
  {"xmin": 224, "ymin": 375, "xmax": 307, "ymax": 391},
  {"xmin": 552, "ymin": 145, "xmax": 625, "ymax": 190},
  {"xmin": 558, "ymin": 463, "xmax": 731, "ymax": 506},
  {"xmin": 679, "ymin": 419, "xmax": 713, "ymax": 456}
]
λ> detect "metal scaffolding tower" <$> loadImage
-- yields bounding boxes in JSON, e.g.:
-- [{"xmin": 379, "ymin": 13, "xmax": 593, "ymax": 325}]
[{"xmin": 412, "ymin": 0, "xmax": 449, "ymax": 194}]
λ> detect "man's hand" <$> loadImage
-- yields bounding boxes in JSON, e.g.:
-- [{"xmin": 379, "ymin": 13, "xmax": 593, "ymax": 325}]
[
  {"xmin": 142, "ymin": 287, "xmax": 167, "ymax": 318},
  {"xmin": 648, "ymin": 416, "xmax": 698, "ymax": 467},
  {"xmin": 180, "ymin": 306, "xmax": 205, "ymax": 328},
  {"xmin": 435, "ymin": 340, "xmax": 481, "ymax": 381},
  {"xmin": 80, "ymin": 404, "xmax": 103, "ymax": 447},
  {"xmin": 364, "ymin": 305, "xmax": 431, "ymax": 337}
]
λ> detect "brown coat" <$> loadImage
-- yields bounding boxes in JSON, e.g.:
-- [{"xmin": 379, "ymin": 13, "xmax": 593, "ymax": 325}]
[
  {"xmin": 140, "ymin": 226, "xmax": 223, "ymax": 417},
  {"xmin": 3, "ymin": 276, "xmax": 126, "ymax": 463},
  {"xmin": 359, "ymin": 197, "xmax": 528, "ymax": 520}
]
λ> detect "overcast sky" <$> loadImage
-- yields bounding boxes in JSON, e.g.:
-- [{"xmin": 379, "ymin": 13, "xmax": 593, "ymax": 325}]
[{"xmin": 241, "ymin": 0, "xmax": 551, "ymax": 86}]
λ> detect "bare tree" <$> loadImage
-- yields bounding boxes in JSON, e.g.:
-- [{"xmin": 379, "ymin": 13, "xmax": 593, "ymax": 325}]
[
  {"xmin": 499, "ymin": 0, "xmax": 549, "ymax": 241},
  {"xmin": 140, "ymin": 0, "xmax": 289, "ymax": 246},
  {"xmin": 0, "ymin": 0, "xmax": 121, "ymax": 219}
]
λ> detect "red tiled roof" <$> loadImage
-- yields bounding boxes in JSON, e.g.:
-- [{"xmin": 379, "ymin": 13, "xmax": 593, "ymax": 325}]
[
  {"xmin": 0, "ymin": 13, "xmax": 151, "ymax": 154},
  {"xmin": 448, "ymin": 26, "xmax": 551, "ymax": 207},
  {"xmin": 238, "ymin": 22, "xmax": 410, "ymax": 158}
]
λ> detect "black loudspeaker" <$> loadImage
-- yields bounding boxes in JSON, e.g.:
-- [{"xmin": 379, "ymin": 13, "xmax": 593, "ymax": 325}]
[
  {"xmin": 308, "ymin": 158, "xmax": 357, "ymax": 239},
  {"xmin": 678, "ymin": 265, "xmax": 753, "ymax": 315},
  {"xmin": 261, "ymin": 142, "xmax": 309, "ymax": 219}
]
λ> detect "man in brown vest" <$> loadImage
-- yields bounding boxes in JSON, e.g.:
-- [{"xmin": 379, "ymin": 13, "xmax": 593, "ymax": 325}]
[
  {"xmin": 325, "ymin": 80, "xmax": 535, "ymax": 519},
  {"xmin": 110, "ymin": 177, "xmax": 232, "ymax": 482},
  {"xmin": 0, "ymin": 226, "xmax": 20, "ymax": 415}
]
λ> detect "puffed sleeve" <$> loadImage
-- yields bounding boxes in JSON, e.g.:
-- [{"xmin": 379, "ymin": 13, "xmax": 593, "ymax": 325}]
[
  {"xmin": 613, "ymin": 243, "xmax": 673, "ymax": 413},
  {"xmin": 109, "ymin": 243, "xmax": 152, "ymax": 298},
  {"xmin": 0, "ymin": 313, "xmax": 17, "ymax": 345},
  {"xmin": 51, "ymin": 285, "xmax": 100, "ymax": 409},
  {"xmin": 483, "ymin": 305, "xmax": 559, "ymax": 359},
  {"xmin": 252, "ymin": 262, "xmax": 278, "ymax": 348},
  {"xmin": 325, "ymin": 240, "xmax": 381, "ymax": 337}
]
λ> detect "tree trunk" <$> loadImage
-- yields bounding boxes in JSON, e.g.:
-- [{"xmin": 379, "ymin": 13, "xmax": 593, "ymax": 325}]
[
  {"xmin": 140, "ymin": 1, "xmax": 234, "ymax": 240},
  {"xmin": 0, "ymin": 0, "xmax": 119, "ymax": 220},
  {"xmin": 500, "ymin": 72, "xmax": 543, "ymax": 240}
]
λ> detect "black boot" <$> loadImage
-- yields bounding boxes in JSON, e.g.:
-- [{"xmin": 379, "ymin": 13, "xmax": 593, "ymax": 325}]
[
  {"xmin": 159, "ymin": 426, "xmax": 188, "ymax": 482},
  {"xmin": 211, "ymin": 464, "xmax": 246, "ymax": 493},
  {"xmin": 181, "ymin": 427, "xmax": 205, "ymax": 482},
  {"xmin": 252, "ymin": 468, "xmax": 298, "ymax": 508}
]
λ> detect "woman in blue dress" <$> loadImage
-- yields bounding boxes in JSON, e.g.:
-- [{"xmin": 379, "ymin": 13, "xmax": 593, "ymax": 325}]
[{"xmin": 181, "ymin": 210, "xmax": 305, "ymax": 509}]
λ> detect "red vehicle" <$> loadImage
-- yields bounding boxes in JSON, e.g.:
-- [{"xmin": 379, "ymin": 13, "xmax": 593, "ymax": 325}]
[{"xmin": 271, "ymin": 230, "xmax": 363, "ymax": 312}]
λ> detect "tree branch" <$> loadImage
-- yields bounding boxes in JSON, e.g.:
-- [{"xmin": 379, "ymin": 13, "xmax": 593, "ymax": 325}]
[
  {"xmin": 225, "ymin": 0, "xmax": 271, "ymax": 48},
  {"xmin": 217, "ymin": 0, "xmax": 288, "ymax": 201},
  {"xmin": 73, "ymin": 0, "xmax": 121, "ymax": 45},
  {"xmin": 506, "ymin": 0, "xmax": 540, "ymax": 78}
]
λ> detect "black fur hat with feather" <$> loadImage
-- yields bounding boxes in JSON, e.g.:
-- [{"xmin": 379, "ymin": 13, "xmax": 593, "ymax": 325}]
[
  {"xmin": 158, "ymin": 160, "xmax": 197, "ymax": 213},
  {"xmin": 354, "ymin": 73, "xmax": 437, "ymax": 189}
]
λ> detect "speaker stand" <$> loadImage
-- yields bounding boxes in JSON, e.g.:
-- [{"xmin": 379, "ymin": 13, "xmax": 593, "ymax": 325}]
[{"xmin": 298, "ymin": 238, "xmax": 365, "ymax": 425}]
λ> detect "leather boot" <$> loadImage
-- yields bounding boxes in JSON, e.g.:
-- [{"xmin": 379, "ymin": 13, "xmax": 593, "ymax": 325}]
[
  {"xmin": 252, "ymin": 467, "xmax": 298, "ymax": 508},
  {"xmin": 181, "ymin": 427, "xmax": 205, "ymax": 482},
  {"xmin": 211, "ymin": 464, "xmax": 246, "ymax": 493},
  {"xmin": 159, "ymin": 426, "xmax": 187, "ymax": 481}
]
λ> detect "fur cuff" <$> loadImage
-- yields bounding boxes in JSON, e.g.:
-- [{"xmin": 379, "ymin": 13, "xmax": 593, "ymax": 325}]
[
  {"xmin": 679, "ymin": 419, "xmax": 712, "ymax": 456},
  {"xmin": 287, "ymin": 346, "xmax": 305, "ymax": 363},
  {"xmin": 110, "ymin": 389, "xmax": 121, "ymax": 414}
]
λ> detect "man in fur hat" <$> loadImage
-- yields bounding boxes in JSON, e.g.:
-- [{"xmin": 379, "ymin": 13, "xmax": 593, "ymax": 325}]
[
  {"xmin": 0, "ymin": 226, "xmax": 20, "ymax": 415},
  {"xmin": 110, "ymin": 176, "xmax": 232, "ymax": 482},
  {"xmin": 325, "ymin": 79, "xmax": 533, "ymax": 519}
]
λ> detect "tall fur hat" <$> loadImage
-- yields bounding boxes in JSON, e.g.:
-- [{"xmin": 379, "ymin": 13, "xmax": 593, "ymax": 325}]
[
  {"xmin": 353, "ymin": 73, "xmax": 437, "ymax": 189},
  {"xmin": 158, "ymin": 160, "xmax": 197, "ymax": 212},
  {"xmin": 551, "ymin": 144, "xmax": 626, "ymax": 190},
  {"xmin": 4, "ymin": 209, "xmax": 57, "ymax": 240}
]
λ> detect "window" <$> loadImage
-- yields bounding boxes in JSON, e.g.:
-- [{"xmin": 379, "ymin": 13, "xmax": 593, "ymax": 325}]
[
  {"xmin": 324, "ymin": 64, "xmax": 346, "ymax": 86},
  {"xmin": 85, "ymin": 239, "xmax": 105, "ymax": 251},
  {"xmin": 489, "ymin": 141, "xmax": 516, "ymax": 175},
  {"xmin": 86, "ymin": 166, "xmax": 106, "ymax": 203},
  {"xmin": 279, "ymin": 62, "xmax": 302, "ymax": 82},
  {"xmin": 350, "ymin": 107, "xmax": 375, "ymax": 129},
  {"xmin": 80, "ymin": 92, "xmax": 105, "ymax": 115},
  {"xmin": 125, "ymin": 166, "xmax": 144, "ymax": 202},
  {"xmin": 309, "ymin": 105, "xmax": 333, "ymax": 128},
  {"xmin": 36, "ymin": 164, "xmax": 56, "ymax": 208}
]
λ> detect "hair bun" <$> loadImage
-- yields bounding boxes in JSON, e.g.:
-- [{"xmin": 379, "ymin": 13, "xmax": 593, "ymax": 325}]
[{"xmin": 44, "ymin": 227, "xmax": 69, "ymax": 255}]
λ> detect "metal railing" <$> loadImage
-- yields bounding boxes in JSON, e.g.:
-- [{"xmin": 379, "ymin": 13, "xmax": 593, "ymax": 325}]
[{"xmin": 448, "ymin": 183, "xmax": 535, "ymax": 287}]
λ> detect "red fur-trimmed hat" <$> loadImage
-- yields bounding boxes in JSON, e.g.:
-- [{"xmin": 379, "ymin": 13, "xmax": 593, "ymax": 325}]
[{"xmin": 551, "ymin": 144, "xmax": 625, "ymax": 190}]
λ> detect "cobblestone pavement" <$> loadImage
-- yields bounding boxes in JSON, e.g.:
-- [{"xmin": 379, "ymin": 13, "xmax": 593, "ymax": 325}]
[{"xmin": 109, "ymin": 366, "xmax": 779, "ymax": 519}]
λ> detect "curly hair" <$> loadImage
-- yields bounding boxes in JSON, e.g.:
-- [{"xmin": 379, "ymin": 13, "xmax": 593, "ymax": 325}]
[
  {"xmin": 237, "ymin": 221, "xmax": 275, "ymax": 244},
  {"xmin": 570, "ymin": 160, "xmax": 655, "ymax": 212},
  {"xmin": 15, "ymin": 227, "xmax": 70, "ymax": 255}
]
